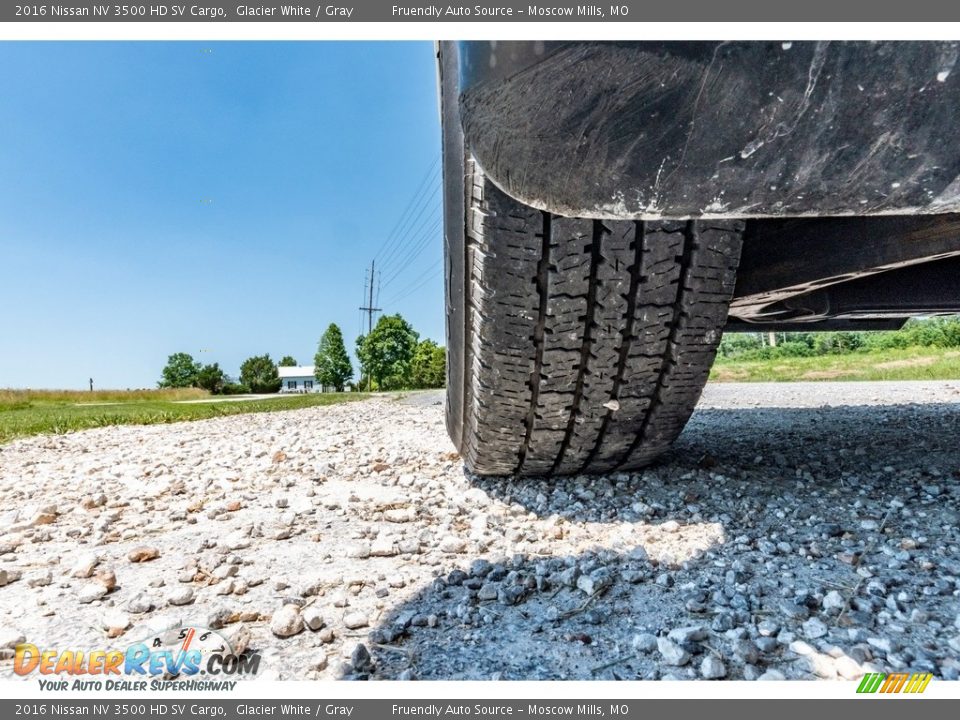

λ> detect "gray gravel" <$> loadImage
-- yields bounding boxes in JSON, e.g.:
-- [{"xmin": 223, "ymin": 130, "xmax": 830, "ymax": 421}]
[{"xmin": 0, "ymin": 381, "xmax": 958, "ymax": 681}]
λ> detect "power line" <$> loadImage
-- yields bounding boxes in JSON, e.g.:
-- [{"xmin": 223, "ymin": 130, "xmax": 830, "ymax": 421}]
[
  {"xmin": 379, "ymin": 182, "xmax": 442, "ymax": 274},
  {"xmin": 383, "ymin": 260, "xmax": 443, "ymax": 304},
  {"xmin": 374, "ymin": 158, "xmax": 440, "ymax": 268},
  {"xmin": 381, "ymin": 215, "xmax": 443, "ymax": 289},
  {"xmin": 391, "ymin": 267, "xmax": 443, "ymax": 304}
]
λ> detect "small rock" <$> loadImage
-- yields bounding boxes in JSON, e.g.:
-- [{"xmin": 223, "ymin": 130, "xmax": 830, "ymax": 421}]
[
  {"xmin": 303, "ymin": 607, "xmax": 326, "ymax": 631},
  {"xmin": 32, "ymin": 511, "xmax": 57, "ymax": 526},
  {"xmin": 351, "ymin": 643, "xmax": 373, "ymax": 673},
  {"xmin": 657, "ymin": 637, "xmax": 691, "ymax": 666},
  {"xmin": 345, "ymin": 543, "xmax": 371, "ymax": 559},
  {"xmin": 78, "ymin": 583, "xmax": 108, "ymax": 604},
  {"xmin": 440, "ymin": 537, "xmax": 467, "ymax": 554},
  {"xmin": 384, "ymin": 508, "xmax": 416, "ymax": 523},
  {"xmin": 127, "ymin": 546, "xmax": 160, "ymax": 563},
  {"xmin": 576, "ymin": 569, "xmax": 613, "ymax": 596},
  {"xmin": 370, "ymin": 538, "xmax": 397, "ymax": 557},
  {"xmin": 26, "ymin": 570, "xmax": 53, "ymax": 588},
  {"xmin": 270, "ymin": 605, "xmax": 304, "ymax": 638},
  {"xmin": 732, "ymin": 639, "xmax": 760, "ymax": 664},
  {"xmin": 867, "ymin": 637, "xmax": 896, "ymax": 655},
  {"xmin": 822, "ymin": 590, "xmax": 846, "ymax": 612},
  {"xmin": 835, "ymin": 656, "xmax": 863, "ymax": 680},
  {"xmin": 477, "ymin": 583, "xmax": 499, "ymax": 601},
  {"xmin": 343, "ymin": 612, "xmax": 368, "ymax": 630},
  {"xmin": 80, "ymin": 493, "xmax": 107, "ymax": 510},
  {"xmin": 789, "ymin": 640, "xmax": 815, "ymax": 656},
  {"xmin": 0, "ymin": 569, "xmax": 22, "ymax": 587},
  {"xmin": 222, "ymin": 530, "xmax": 251, "ymax": 551},
  {"xmin": 700, "ymin": 655, "xmax": 727, "ymax": 679},
  {"xmin": 631, "ymin": 633, "xmax": 658, "ymax": 653},
  {"xmin": 757, "ymin": 669, "xmax": 787, "ymax": 681},
  {"xmin": 126, "ymin": 594, "xmax": 154, "ymax": 614},
  {"xmin": 168, "ymin": 588, "xmax": 195, "ymax": 606},
  {"xmin": 668, "ymin": 625, "xmax": 707, "ymax": 644},
  {"xmin": 101, "ymin": 610, "xmax": 131, "ymax": 637},
  {"xmin": 94, "ymin": 568, "xmax": 117, "ymax": 591},
  {"xmin": 470, "ymin": 559, "xmax": 493, "ymax": 577},
  {"xmin": 207, "ymin": 608, "xmax": 240, "ymax": 629},
  {"xmin": 498, "ymin": 585, "xmax": 527, "ymax": 606},
  {"xmin": 757, "ymin": 619, "xmax": 780, "ymax": 637},
  {"xmin": 224, "ymin": 624, "xmax": 252, "ymax": 655},
  {"xmin": 779, "ymin": 600, "xmax": 809, "ymax": 620},
  {"xmin": 803, "ymin": 617, "xmax": 829, "ymax": 639}
]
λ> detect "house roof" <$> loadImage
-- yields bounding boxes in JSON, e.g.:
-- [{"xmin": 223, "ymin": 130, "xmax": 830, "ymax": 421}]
[{"xmin": 277, "ymin": 365, "xmax": 316, "ymax": 378}]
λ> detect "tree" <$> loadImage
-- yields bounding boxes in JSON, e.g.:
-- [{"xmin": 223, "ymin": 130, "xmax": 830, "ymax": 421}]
[
  {"xmin": 196, "ymin": 363, "xmax": 226, "ymax": 394},
  {"xmin": 278, "ymin": 356, "xmax": 298, "ymax": 367},
  {"xmin": 159, "ymin": 352, "xmax": 201, "ymax": 388},
  {"xmin": 240, "ymin": 354, "xmax": 281, "ymax": 393},
  {"xmin": 314, "ymin": 323, "xmax": 353, "ymax": 392},
  {"xmin": 356, "ymin": 314, "xmax": 419, "ymax": 391},
  {"xmin": 410, "ymin": 339, "xmax": 446, "ymax": 388}
]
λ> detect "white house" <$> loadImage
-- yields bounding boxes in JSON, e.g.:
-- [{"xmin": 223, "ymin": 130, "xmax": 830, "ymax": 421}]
[{"xmin": 277, "ymin": 365, "xmax": 320, "ymax": 393}]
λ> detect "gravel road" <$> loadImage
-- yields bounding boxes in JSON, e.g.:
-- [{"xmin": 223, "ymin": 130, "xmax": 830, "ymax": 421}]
[{"xmin": 1, "ymin": 382, "xmax": 958, "ymax": 681}]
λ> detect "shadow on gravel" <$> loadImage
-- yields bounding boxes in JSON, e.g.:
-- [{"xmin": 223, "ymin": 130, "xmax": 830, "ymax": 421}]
[{"xmin": 351, "ymin": 402, "xmax": 960, "ymax": 680}]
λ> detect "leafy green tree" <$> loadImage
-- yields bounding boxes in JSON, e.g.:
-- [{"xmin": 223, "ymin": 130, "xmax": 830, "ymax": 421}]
[
  {"xmin": 240, "ymin": 354, "xmax": 282, "ymax": 394},
  {"xmin": 356, "ymin": 314, "xmax": 419, "ymax": 391},
  {"xmin": 314, "ymin": 323, "xmax": 353, "ymax": 391},
  {"xmin": 195, "ymin": 363, "xmax": 227, "ymax": 394},
  {"xmin": 159, "ymin": 352, "xmax": 201, "ymax": 389},
  {"xmin": 278, "ymin": 356, "xmax": 298, "ymax": 367},
  {"xmin": 410, "ymin": 339, "xmax": 446, "ymax": 388}
]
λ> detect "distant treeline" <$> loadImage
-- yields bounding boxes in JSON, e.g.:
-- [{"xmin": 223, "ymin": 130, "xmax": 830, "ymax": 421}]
[{"xmin": 717, "ymin": 316, "xmax": 960, "ymax": 362}]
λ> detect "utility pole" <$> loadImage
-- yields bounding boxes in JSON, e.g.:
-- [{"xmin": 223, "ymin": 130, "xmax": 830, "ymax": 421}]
[{"xmin": 359, "ymin": 259, "xmax": 381, "ymax": 391}]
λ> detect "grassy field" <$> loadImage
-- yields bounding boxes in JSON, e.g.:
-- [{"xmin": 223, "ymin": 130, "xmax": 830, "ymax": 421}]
[
  {"xmin": 0, "ymin": 389, "xmax": 369, "ymax": 444},
  {"xmin": 711, "ymin": 346, "xmax": 960, "ymax": 383}
]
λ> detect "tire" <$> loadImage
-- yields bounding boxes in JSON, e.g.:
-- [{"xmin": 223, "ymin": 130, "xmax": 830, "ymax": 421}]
[
  {"xmin": 445, "ymin": 157, "xmax": 744, "ymax": 477},
  {"xmin": 439, "ymin": 45, "xmax": 744, "ymax": 478}
]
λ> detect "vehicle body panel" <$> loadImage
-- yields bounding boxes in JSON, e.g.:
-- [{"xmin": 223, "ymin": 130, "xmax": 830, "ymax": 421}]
[{"xmin": 457, "ymin": 41, "xmax": 960, "ymax": 220}]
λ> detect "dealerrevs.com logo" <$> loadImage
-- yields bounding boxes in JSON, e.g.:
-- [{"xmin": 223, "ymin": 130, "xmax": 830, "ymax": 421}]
[
  {"xmin": 856, "ymin": 673, "xmax": 934, "ymax": 694},
  {"xmin": 14, "ymin": 625, "xmax": 261, "ymax": 691}
]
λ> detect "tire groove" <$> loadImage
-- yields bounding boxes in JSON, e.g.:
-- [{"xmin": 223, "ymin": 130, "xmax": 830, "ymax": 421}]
[
  {"xmin": 459, "ymin": 164, "xmax": 477, "ymax": 456},
  {"xmin": 516, "ymin": 212, "xmax": 553, "ymax": 475},
  {"xmin": 613, "ymin": 221, "xmax": 695, "ymax": 470},
  {"xmin": 551, "ymin": 220, "xmax": 605, "ymax": 475},
  {"xmin": 580, "ymin": 220, "xmax": 644, "ymax": 472}
]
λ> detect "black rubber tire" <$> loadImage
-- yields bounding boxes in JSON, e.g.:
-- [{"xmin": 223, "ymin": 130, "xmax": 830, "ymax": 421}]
[
  {"xmin": 440, "ymin": 47, "xmax": 744, "ymax": 478},
  {"xmin": 446, "ymin": 169, "xmax": 744, "ymax": 477}
]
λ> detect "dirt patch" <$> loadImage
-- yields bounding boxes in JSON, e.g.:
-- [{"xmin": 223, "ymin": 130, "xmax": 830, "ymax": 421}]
[
  {"xmin": 799, "ymin": 369, "xmax": 853, "ymax": 380},
  {"xmin": 711, "ymin": 367, "xmax": 748, "ymax": 382},
  {"xmin": 873, "ymin": 356, "xmax": 938, "ymax": 370}
]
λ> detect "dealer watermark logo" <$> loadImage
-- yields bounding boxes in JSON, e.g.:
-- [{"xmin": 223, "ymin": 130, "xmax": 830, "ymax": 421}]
[
  {"xmin": 856, "ymin": 672, "xmax": 933, "ymax": 694},
  {"xmin": 14, "ymin": 624, "xmax": 261, "ymax": 691}
]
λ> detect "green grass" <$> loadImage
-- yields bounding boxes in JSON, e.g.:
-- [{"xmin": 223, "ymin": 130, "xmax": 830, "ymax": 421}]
[
  {"xmin": 0, "ymin": 389, "xmax": 370, "ymax": 444},
  {"xmin": 711, "ymin": 346, "xmax": 960, "ymax": 383}
]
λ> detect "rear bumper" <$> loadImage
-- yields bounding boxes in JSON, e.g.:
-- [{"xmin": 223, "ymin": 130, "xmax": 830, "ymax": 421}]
[{"xmin": 457, "ymin": 41, "xmax": 960, "ymax": 220}]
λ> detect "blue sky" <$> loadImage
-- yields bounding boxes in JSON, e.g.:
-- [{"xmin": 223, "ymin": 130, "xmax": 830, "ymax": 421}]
[{"xmin": 0, "ymin": 42, "xmax": 443, "ymax": 389}]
